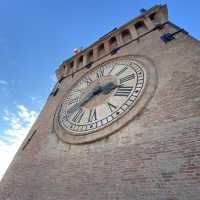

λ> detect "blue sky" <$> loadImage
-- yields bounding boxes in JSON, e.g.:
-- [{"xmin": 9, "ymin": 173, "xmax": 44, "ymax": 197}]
[{"xmin": 0, "ymin": 0, "xmax": 199, "ymax": 179}]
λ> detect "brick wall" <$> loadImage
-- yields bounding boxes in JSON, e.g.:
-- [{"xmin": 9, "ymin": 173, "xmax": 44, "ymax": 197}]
[{"xmin": 0, "ymin": 22, "xmax": 200, "ymax": 200}]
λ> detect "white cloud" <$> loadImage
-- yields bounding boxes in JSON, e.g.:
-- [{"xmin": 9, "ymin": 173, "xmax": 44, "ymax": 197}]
[
  {"xmin": 0, "ymin": 105, "xmax": 38, "ymax": 180},
  {"xmin": 0, "ymin": 80, "xmax": 8, "ymax": 86}
]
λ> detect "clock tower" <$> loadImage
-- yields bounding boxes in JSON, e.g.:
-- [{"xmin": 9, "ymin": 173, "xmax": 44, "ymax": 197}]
[{"xmin": 1, "ymin": 5, "xmax": 200, "ymax": 200}]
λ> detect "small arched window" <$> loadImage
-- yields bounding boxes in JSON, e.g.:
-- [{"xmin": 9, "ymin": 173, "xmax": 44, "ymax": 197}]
[
  {"xmin": 121, "ymin": 29, "xmax": 132, "ymax": 43},
  {"xmin": 135, "ymin": 21, "xmax": 148, "ymax": 35},
  {"xmin": 109, "ymin": 36, "xmax": 118, "ymax": 50}
]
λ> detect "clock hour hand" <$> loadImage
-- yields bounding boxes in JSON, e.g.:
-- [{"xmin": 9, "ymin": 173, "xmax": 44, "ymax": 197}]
[
  {"xmin": 67, "ymin": 82, "xmax": 118, "ymax": 116},
  {"xmin": 79, "ymin": 85, "xmax": 103, "ymax": 106},
  {"xmin": 101, "ymin": 82, "xmax": 118, "ymax": 94},
  {"xmin": 67, "ymin": 88, "xmax": 96, "ymax": 115},
  {"xmin": 80, "ymin": 90, "xmax": 95, "ymax": 106}
]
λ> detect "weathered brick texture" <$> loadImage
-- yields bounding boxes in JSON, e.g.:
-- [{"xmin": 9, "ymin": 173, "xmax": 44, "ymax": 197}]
[{"xmin": 1, "ymin": 5, "xmax": 200, "ymax": 200}]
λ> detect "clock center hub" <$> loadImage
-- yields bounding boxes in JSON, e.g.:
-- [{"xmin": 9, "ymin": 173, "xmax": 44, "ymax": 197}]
[{"xmin": 80, "ymin": 75, "xmax": 118, "ymax": 109}]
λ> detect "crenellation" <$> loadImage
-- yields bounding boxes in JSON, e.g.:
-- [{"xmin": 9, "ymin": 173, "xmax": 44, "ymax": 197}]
[
  {"xmin": 97, "ymin": 43, "xmax": 106, "ymax": 57},
  {"xmin": 157, "ymin": 4, "xmax": 168, "ymax": 24},
  {"xmin": 134, "ymin": 20, "xmax": 149, "ymax": 35},
  {"xmin": 143, "ymin": 15, "xmax": 155, "ymax": 30},
  {"xmin": 115, "ymin": 31, "xmax": 124, "ymax": 46},
  {"xmin": 103, "ymin": 38, "xmax": 110, "ymax": 53},
  {"xmin": 56, "ymin": 5, "xmax": 168, "ymax": 79},
  {"xmin": 120, "ymin": 28, "xmax": 132, "ymax": 43},
  {"xmin": 128, "ymin": 24, "xmax": 138, "ymax": 40},
  {"xmin": 82, "ymin": 53, "xmax": 87, "ymax": 67},
  {"xmin": 77, "ymin": 55, "xmax": 84, "ymax": 69}
]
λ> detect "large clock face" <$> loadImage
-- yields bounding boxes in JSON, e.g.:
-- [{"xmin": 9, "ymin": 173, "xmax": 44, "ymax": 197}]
[{"xmin": 58, "ymin": 58, "xmax": 146, "ymax": 136}]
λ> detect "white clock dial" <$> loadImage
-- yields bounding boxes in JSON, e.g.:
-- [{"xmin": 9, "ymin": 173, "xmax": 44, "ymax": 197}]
[{"xmin": 59, "ymin": 59, "xmax": 146, "ymax": 135}]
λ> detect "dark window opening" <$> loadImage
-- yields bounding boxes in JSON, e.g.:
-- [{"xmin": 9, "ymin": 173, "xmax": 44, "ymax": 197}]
[
  {"xmin": 121, "ymin": 29, "xmax": 132, "ymax": 43},
  {"xmin": 78, "ymin": 56, "xmax": 83, "ymax": 68},
  {"xmin": 135, "ymin": 21, "xmax": 148, "ymax": 35},
  {"xmin": 150, "ymin": 13, "xmax": 156, "ymax": 21},
  {"xmin": 109, "ymin": 37, "xmax": 118, "ymax": 50},
  {"xmin": 149, "ymin": 12, "xmax": 160, "ymax": 25},
  {"xmin": 70, "ymin": 61, "xmax": 74, "ymax": 69}
]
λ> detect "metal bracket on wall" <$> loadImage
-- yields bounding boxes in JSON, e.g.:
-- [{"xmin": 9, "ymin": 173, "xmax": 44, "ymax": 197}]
[
  {"xmin": 160, "ymin": 33, "xmax": 175, "ymax": 43},
  {"xmin": 160, "ymin": 29, "xmax": 188, "ymax": 44},
  {"xmin": 154, "ymin": 23, "xmax": 164, "ymax": 30},
  {"xmin": 84, "ymin": 61, "xmax": 93, "ymax": 69},
  {"xmin": 111, "ymin": 47, "xmax": 120, "ymax": 55}
]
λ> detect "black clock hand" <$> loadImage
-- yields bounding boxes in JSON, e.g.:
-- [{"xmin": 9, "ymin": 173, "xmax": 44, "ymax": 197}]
[
  {"xmin": 66, "ymin": 87, "xmax": 98, "ymax": 116},
  {"xmin": 79, "ymin": 90, "xmax": 95, "ymax": 106},
  {"xmin": 67, "ymin": 82, "xmax": 118, "ymax": 116},
  {"xmin": 80, "ymin": 85, "xmax": 103, "ymax": 105},
  {"xmin": 101, "ymin": 82, "xmax": 118, "ymax": 94}
]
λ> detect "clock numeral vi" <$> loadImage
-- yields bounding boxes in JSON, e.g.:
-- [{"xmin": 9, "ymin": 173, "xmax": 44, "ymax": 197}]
[
  {"xmin": 88, "ymin": 108, "xmax": 97, "ymax": 122},
  {"xmin": 114, "ymin": 86, "xmax": 132, "ymax": 97}
]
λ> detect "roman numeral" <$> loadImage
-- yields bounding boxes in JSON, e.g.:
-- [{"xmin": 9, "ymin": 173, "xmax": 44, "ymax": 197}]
[
  {"xmin": 88, "ymin": 108, "xmax": 97, "ymax": 122},
  {"xmin": 67, "ymin": 103, "xmax": 80, "ymax": 115},
  {"xmin": 114, "ymin": 86, "xmax": 132, "ymax": 97},
  {"xmin": 115, "ymin": 66, "xmax": 128, "ymax": 76},
  {"xmin": 72, "ymin": 108, "xmax": 84, "ymax": 123},
  {"xmin": 119, "ymin": 73, "xmax": 135, "ymax": 84},
  {"xmin": 68, "ymin": 97, "xmax": 79, "ymax": 105},
  {"xmin": 107, "ymin": 102, "xmax": 117, "ymax": 112},
  {"xmin": 83, "ymin": 75, "xmax": 93, "ymax": 86},
  {"xmin": 108, "ymin": 64, "xmax": 116, "ymax": 75},
  {"xmin": 96, "ymin": 68, "xmax": 105, "ymax": 78}
]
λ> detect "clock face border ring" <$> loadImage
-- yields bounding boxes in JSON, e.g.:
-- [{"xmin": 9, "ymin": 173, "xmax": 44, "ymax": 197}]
[{"xmin": 53, "ymin": 55, "xmax": 158, "ymax": 144}]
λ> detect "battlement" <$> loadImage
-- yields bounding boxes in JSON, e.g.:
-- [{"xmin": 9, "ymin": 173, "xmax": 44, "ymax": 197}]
[{"xmin": 55, "ymin": 4, "xmax": 168, "ymax": 80}]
